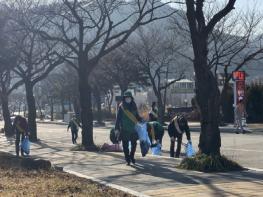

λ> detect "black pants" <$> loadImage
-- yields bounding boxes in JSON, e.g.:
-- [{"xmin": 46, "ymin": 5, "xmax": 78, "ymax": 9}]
[
  {"xmin": 122, "ymin": 140, "xmax": 137, "ymax": 163},
  {"xmin": 71, "ymin": 130, "xmax": 78, "ymax": 144},
  {"xmin": 170, "ymin": 134, "xmax": 182, "ymax": 158},
  {"xmin": 15, "ymin": 131, "xmax": 25, "ymax": 156}
]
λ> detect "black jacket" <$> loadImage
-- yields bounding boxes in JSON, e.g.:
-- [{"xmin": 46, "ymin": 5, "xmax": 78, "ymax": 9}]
[{"xmin": 168, "ymin": 117, "xmax": 191, "ymax": 141}]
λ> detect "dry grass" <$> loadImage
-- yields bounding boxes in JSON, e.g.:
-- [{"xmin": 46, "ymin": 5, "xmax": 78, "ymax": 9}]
[
  {"xmin": 0, "ymin": 152, "xmax": 133, "ymax": 197},
  {"xmin": 178, "ymin": 153, "xmax": 244, "ymax": 173}
]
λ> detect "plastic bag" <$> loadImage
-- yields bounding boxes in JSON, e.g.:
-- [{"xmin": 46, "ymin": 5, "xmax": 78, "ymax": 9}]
[
  {"xmin": 185, "ymin": 142, "xmax": 195, "ymax": 157},
  {"xmin": 151, "ymin": 143, "xmax": 162, "ymax": 156},
  {"xmin": 21, "ymin": 136, "xmax": 30, "ymax": 155},
  {"xmin": 140, "ymin": 141, "xmax": 150, "ymax": 157},
  {"xmin": 135, "ymin": 123, "xmax": 151, "ymax": 157},
  {"xmin": 135, "ymin": 123, "xmax": 148, "ymax": 142},
  {"xmin": 110, "ymin": 128, "xmax": 119, "ymax": 144}
]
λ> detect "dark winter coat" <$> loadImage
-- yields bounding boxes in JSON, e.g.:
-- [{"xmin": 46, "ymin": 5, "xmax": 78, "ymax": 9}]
[
  {"xmin": 68, "ymin": 118, "xmax": 81, "ymax": 132},
  {"xmin": 168, "ymin": 116, "xmax": 191, "ymax": 141},
  {"xmin": 12, "ymin": 116, "xmax": 29, "ymax": 135},
  {"xmin": 115, "ymin": 100, "xmax": 142, "ymax": 141}
]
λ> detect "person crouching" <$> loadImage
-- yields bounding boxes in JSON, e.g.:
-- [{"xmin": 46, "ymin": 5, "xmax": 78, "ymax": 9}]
[
  {"xmin": 12, "ymin": 115, "xmax": 29, "ymax": 157},
  {"xmin": 168, "ymin": 115, "xmax": 191, "ymax": 158},
  {"xmin": 146, "ymin": 121, "xmax": 164, "ymax": 146}
]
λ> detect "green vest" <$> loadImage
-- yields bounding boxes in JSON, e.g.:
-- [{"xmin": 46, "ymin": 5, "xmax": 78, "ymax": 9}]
[
  {"xmin": 148, "ymin": 121, "xmax": 164, "ymax": 137},
  {"xmin": 120, "ymin": 105, "xmax": 138, "ymax": 140}
]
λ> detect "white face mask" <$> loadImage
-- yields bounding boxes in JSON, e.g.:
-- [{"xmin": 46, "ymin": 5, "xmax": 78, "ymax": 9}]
[{"xmin": 125, "ymin": 97, "xmax": 132, "ymax": 104}]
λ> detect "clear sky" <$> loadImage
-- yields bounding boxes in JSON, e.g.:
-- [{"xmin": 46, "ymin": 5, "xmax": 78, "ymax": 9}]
[
  {"xmin": 164, "ymin": 0, "xmax": 263, "ymax": 12},
  {"xmin": 234, "ymin": 0, "xmax": 263, "ymax": 11}
]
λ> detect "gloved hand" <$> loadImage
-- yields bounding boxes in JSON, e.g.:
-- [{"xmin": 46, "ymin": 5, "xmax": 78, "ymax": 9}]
[{"xmin": 170, "ymin": 137, "xmax": 175, "ymax": 142}]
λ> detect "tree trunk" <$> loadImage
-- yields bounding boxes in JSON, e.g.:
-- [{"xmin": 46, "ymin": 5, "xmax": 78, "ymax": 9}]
[
  {"xmin": 36, "ymin": 100, "xmax": 43, "ymax": 120},
  {"xmin": 194, "ymin": 44, "xmax": 221, "ymax": 155},
  {"xmin": 50, "ymin": 98, "xmax": 54, "ymax": 121},
  {"xmin": 94, "ymin": 88, "xmax": 103, "ymax": 124},
  {"xmin": 108, "ymin": 89, "xmax": 113, "ymax": 113},
  {"xmin": 18, "ymin": 102, "xmax": 21, "ymax": 115},
  {"xmin": 157, "ymin": 95, "xmax": 165, "ymax": 124},
  {"xmin": 25, "ymin": 81, "xmax": 37, "ymax": 142},
  {"xmin": 78, "ymin": 64, "xmax": 95, "ymax": 148},
  {"xmin": 68, "ymin": 96, "xmax": 72, "ymax": 111},
  {"xmin": 0, "ymin": 91, "xmax": 13, "ymax": 136},
  {"xmin": 73, "ymin": 97, "xmax": 80, "ymax": 115},
  {"xmin": 61, "ymin": 98, "xmax": 65, "ymax": 121},
  {"xmin": 23, "ymin": 104, "xmax": 27, "ymax": 117}
]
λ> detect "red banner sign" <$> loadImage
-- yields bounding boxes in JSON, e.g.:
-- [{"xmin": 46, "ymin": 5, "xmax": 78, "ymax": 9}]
[{"xmin": 233, "ymin": 71, "xmax": 245, "ymax": 81}]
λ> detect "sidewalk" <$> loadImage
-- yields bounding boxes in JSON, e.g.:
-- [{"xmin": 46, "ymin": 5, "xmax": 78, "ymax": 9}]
[{"xmin": 0, "ymin": 134, "xmax": 263, "ymax": 197}]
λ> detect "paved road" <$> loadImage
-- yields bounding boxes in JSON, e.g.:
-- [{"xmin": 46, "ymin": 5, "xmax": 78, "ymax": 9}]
[
  {"xmin": 38, "ymin": 122, "xmax": 263, "ymax": 169},
  {"xmin": 1, "ymin": 121, "xmax": 263, "ymax": 169},
  {"xmin": 1, "ymin": 121, "xmax": 263, "ymax": 197}
]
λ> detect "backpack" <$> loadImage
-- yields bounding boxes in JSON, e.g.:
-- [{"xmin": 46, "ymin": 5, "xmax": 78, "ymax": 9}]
[{"xmin": 110, "ymin": 128, "xmax": 118, "ymax": 144}]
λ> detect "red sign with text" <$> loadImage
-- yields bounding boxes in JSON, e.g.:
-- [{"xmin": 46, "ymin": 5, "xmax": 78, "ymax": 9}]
[{"xmin": 233, "ymin": 71, "xmax": 245, "ymax": 81}]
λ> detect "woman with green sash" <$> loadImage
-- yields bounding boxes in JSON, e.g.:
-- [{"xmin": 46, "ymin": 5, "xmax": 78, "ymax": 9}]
[{"xmin": 115, "ymin": 91, "xmax": 142, "ymax": 165}]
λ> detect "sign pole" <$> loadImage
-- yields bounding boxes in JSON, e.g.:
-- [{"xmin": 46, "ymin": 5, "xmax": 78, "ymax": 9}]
[{"xmin": 232, "ymin": 71, "xmax": 246, "ymax": 128}]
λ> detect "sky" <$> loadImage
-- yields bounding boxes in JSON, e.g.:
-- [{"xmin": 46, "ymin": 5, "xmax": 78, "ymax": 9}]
[
  {"xmin": 234, "ymin": 0, "xmax": 263, "ymax": 11},
  {"xmin": 163, "ymin": 0, "xmax": 263, "ymax": 12}
]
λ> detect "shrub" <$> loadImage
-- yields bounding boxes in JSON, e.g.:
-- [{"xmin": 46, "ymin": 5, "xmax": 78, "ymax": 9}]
[
  {"xmin": 246, "ymin": 83, "xmax": 263, "ymax": 123},
  {"xmin": 178, "ymin": 154, "xmax": 244, "ymax": 172}
]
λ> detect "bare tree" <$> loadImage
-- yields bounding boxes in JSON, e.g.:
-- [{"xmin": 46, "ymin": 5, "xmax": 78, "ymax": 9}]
[
  {"xmin": 180, "ymin": 0, "xmax": 239, "ymax": 155},
  {"xmin": 173, "ymin": 0, "xmax": 263, "ymax": 154},
  {"xmin": 7, "ymin": 1, "xmax": 64, "ymax": 141},
  {"xmin": 37, "ymin": 0, "xmax": 175, "ymax": 148},
  {"xmin": 130, "ymin": 27, "xmax": 184, "ymax": 123},
  {"xmin": 0, "ymin": 9, "xmax": 24, "ymax": 136},
  {"xmin": 101, "ymin": 47, "xmax": 148, "ymax": 95},
  {"xmin": 210, "ymin": 11, "xmax": 263, "ymax": 90},
  {"xmin": 172, "ymin": 4, "xmax": 263, "ymax": 96}
]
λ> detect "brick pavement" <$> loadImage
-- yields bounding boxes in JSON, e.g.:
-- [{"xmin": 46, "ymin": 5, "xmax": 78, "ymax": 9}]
[{"xmin": 1, "ymin": 122, "xmax": 263, "ymax": 197}]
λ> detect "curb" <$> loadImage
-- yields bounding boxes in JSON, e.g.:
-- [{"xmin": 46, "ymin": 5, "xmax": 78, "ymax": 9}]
[
  {"xmin": 64, "ymin": 169, "xmax": 151, "ymax": 197},
  {"xmin": 37, "ymin": 121, "xmax": 68, "ymax": 126}
]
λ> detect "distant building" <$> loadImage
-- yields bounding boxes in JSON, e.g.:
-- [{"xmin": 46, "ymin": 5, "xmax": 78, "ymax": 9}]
[
  {"xmin": 147, "ymin": 79, "xmax": 195, "ymax": 108},
  {"xmin": 166, "ymin": 79, "xmax": 195, "ymax": 108}
]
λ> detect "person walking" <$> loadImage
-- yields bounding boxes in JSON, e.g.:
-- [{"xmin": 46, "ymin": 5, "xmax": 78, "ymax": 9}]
[
  {"xmin": 115, "ymin": 91, "xmax": 142, "ymax": 165},
  {"xmin": 168, "ymin": 115, "xmax": 191, "ymax": 158},
  {"xmin": 235, "ymin": 98, "xmax": 246, "ymax": 134},
  {"xmin": 67, "ymin": 115, "xmax": 82, "ymax": 144},
  {"xmin": 149, "ymin": 102, "xmax": 158, "ymax": 121},
  {"xmin": 12, "ymin": 115, "xmax": 29, "ymax": 157}
]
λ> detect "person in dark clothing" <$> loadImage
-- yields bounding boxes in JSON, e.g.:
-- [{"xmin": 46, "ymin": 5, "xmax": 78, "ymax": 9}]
[
  {"xmin": 168, "ymin": 115, "xmax": 191, "ymax": 158},
  {"xmin": 115, "ymin": 91, "xmax": 142, "ymax": 165},
  {"xmin": 12, "ymin": 115, "xmax": 29, "ymax": 157},
  {"xmin": 67, "ymin": 115, "xmax": 82, "ymax": 144},
  {"xmin": 149, "ymin": 102, "xmax": 158, "ymax": 121},
  {"xmin": 146, "ymin": 121, "xmax": 164, "ymax": 145}
]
